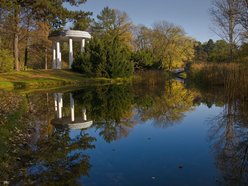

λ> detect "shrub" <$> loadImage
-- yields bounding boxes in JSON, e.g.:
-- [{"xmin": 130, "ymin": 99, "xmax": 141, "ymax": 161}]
[
  {"xmin": 72, "ymin": 52, "xmax": 92, "ymax": 76},
  {"xmin": 0, "ymin": 49, "xmax": 14, "ymax": 73},
  {"xmin": 72, "ymin": 35, "xmax": 134, "ymax": 78},
  {"xmin": 131, "ymin": 50, "xmax": 154, "ymax": 70}
]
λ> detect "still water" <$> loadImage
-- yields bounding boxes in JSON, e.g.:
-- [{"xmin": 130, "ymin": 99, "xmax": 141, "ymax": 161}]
[{"xmin": 0, "ymin": 74, "xmax": 248, "ymax": 185}]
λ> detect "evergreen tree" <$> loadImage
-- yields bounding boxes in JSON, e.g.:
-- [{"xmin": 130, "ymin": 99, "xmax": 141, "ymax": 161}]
[
  {"xmin": 72, "ymin": 34, "xmax": 133, "ymax": 78},
  {"xmin": 72, "ymin": 7, "xmax": 134, "ymax": 78}
]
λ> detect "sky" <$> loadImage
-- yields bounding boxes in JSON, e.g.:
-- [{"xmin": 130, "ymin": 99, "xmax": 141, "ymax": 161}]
[{"xmin": 66, "ymin": 0, "xmax": 220, "ymax": 42}]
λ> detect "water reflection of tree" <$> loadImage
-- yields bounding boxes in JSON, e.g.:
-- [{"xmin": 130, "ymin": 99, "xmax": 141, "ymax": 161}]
[
  {"xmin": 73, "ymin": 85, "xmax": 135, "ymax": 143},
  {"xmin": 21, "ymin": 93, "xmax": 97, "ymax": 185},
  {"xmin": 72, "ymin": 79, "xmax": 197, "ymax": 140},
  {"xmin": 0, "ymin": 92, "xmax": 97, "ymax": 185},
  {"xmin": 0, "ymin": 92, "xmax": 26, "ymax": 180},
  {"xmin": 203, "ymin": 86, "xmax": 248, "ymax": 185},
  {"xmin": 17, "ymin": 129, "xmax": 96, "ymax": 185},
  {"xmin": 136, "ymin": 80, "xmax": 196, "ymax": 127}
]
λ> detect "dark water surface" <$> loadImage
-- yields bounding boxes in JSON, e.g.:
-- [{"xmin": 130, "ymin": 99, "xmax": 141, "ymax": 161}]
[{"xmin": 1, "ymin": 73, "xmax": 248, "ymax": 185}]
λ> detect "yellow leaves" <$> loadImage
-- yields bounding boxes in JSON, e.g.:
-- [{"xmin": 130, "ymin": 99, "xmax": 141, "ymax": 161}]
[
  {"xmin": 140, "ymin": 80, "xmax": 197, "ymax": 124},
  {"xmin": 139, "ymin": 21, "xmax": 195, "ymax": 70},
  {"xmin": 113, "ymin": 10, "xmax": 134, "ymax": 50}
]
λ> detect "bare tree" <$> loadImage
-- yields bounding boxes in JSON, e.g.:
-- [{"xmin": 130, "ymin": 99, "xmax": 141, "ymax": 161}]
[
  {"xmin": 238, "ymin": 0, "xmax": 248, "ymax": 40},
  {"xmin": 210, "ymin": 0, "xmax": 242, "ymax": 62}
]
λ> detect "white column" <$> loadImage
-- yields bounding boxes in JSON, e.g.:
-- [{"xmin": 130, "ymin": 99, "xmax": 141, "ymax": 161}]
[
  {"xmin": 54, "ymin": 93, "xmax": 58, "ymax": 112},
  {"xmin": 82, "ymin": 108, "xmax": 87, "ymax": 121},
  {"xmin": 81, "ymin": 39, "xmax": 85, "ymax": 52},
  {"xmin": 52, "ymin": 42, "xmax": 56, "ymax": 69},
  {"xmin": 56, "ymin": 42, "xmax": 61, "ymax": 69},
  {"xmin": 69, "ymin": 38, "xmax": 73, "ymax": 69},
  {"xmin": 58, "ymin": 93, "xmax": 63, "ymax": 119},
  {"xmin": 59, "ymin": 52, "xmax": 62, "ymax": 69},
  {"xmin": 54, "ymin": 93, "xmax": 59, "ymax": 118},
  {"xmin": 70, "ymin": 93, "xmax": 75, "ymax": 122}
]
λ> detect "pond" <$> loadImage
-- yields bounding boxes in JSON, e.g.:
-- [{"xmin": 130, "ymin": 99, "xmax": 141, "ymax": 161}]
[{"xmin": 0, "ymin": 72, "xmax": 248, "ymax": 185}]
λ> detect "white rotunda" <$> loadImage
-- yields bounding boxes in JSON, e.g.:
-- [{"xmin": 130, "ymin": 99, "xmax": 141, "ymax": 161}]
[{"xmin": 48, "ymin": 30, "xmax": 92, "ymax": 69}]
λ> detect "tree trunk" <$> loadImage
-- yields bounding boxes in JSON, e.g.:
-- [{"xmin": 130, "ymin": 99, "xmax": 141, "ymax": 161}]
[
  {"xmin": 14, "ymin": 7, "xmax": 20, "ymax": 71},
  {"xmin": 24, "ymin": 15, "xmax": 31, "ymax": 70},
  {"xmin": 229, "ymin": 10, "xmax": 234, "ymax": 63},
  {"xmin": 24, "ymin": 47, "xmax": 28, "ymax": 69},
  {"xmin": 14, "ymin": 32, "xmax": 20, "ymax": 71},
  {"xmin": 229, "ymin": 39, "xmax": 234, "ymax": 63},
  {"xmin": 225, "ymin": 101, "xmax": 235, "ymax": 156},
  {"xmin": 45, "ymin": 48, "xmax": 48, "ymax": 70}
]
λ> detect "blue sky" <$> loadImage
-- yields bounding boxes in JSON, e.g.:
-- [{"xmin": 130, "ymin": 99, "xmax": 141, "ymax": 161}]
[{"xmin": 66, "ymin": 0, "xmax": 219, "ymax": 42}]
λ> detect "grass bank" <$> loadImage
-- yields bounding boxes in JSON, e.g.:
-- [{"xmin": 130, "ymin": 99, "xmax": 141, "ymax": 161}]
[
  {"xmin": 189, "ymin": 63, "xmax": 248, "ymax": 85},
  {"xmin": 188, "ymin": 63, "xmax": 248, "ymax": 96},
  {"xmin": 188, "ymin": 63, "xmax": 248, "ymax": 102},
  {"xmin": 0, "ymin": 70, "xmax": 131, "ymax": 91}
]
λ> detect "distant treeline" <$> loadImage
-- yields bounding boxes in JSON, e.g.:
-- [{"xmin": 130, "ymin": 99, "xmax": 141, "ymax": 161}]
[{"xmin": 194, "ymin": 39, "xmax": 248, "ymax": 63}]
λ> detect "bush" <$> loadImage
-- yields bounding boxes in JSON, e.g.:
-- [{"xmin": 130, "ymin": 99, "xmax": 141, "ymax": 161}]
[
  {"xmin": 72, "ymin": 35, "xmax": 134, "ymax": 78},
  {"xmin": 0, "ymin": 49, "xmax": 13, "ymax": 73},
  {"xmin": 72, "ymin": 52, "xmax": 92, "ymax": 75},
  {"xmin": 131, "ymin": 50, "xmax": 155, "ymax": 70}
]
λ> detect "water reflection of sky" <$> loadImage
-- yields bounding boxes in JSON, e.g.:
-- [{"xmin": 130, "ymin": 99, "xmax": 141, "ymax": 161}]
[{"xmin": 68, "ymin": 104, "xmax": 224, "ymax": 186}]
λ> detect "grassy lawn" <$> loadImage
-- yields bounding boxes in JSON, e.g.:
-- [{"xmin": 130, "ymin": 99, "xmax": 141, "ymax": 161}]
[{"xmin": 0, "ymin": 70, "xmax": 129, "ymax": 90}]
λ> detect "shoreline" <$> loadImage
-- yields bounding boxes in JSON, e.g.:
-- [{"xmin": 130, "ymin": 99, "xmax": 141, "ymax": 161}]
[{"xmin": 0, "ymin": 70, "xmax": 132, "ymax": 91}]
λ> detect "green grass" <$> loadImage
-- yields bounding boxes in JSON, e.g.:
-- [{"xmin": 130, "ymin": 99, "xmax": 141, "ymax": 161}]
[
  {"xmin": 0, "ymin": 70, "xmax": 131, "ymax": 91},
  {"xmin": 0, "ymin": 82, "xmax": 14, "ymax": 90}
]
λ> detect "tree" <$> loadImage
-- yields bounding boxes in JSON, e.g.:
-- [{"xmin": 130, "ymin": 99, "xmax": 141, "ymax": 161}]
[
  {"xmin": 72, "ymin": 16, "xmax": 92, "ymax": 30},
  {"xmin": 204, "ymin": 39, "xmax": 215, "ymax": 57},
  {"xmin": 238, "ymin": 0, "xmax": 248, "ymax": 41},
  {"xmin": 29, "ymin": 22, "xmax": 52, "ymax": 69},
  {"xmin": 72, "ymin": 7, "xmax": 134, "ymax": 78},
  {"xmin": 237, "ymin": 42, "xmax": 248, "ymax": 62},
  {"xmin": 0, "ymin": 1, "xmax": 23, "ymax": 71},
  {"xmin": 194, "ymin": 39, "xmax": 232, "ymax": 63},
  {"xmin": 131, "ymin": 49, "xmax": 155, "ymax": 70},
  {"xmin": 132, "ymin": 25, "xmax": 158, "ymax": 69},
  {"xmin": 0, "ymin": 49, "xmax": 14, "ymax": 72},
  {"xmin": 210, "ymin": 0, "xmax": 241, "ymax": 62},
  {"xmin": 132, "ymin": 22, "xmax": 195, "ymax": 70},
  {"xmin": 209, "ymin": 40, "xmax": 229, "ymax": 62},
  {"xmin": 194, "ymin": 42, "xmax": 208, "ymax": 62},
  {"xmin": 73, "ymin": 34, "xmax": 133, "ymax": 78},
  {"xmin": 0, "ymin": 0, "xmax": 90, "ymax": 71},
  {"xmin": 133, "ymin": 25, "xmax": 153, "ymax": 51},
  {"xmin": 239, "ymin": 0, "xmax": 248, "ymax": 29},
  {"xmin": 93, "ymin": 7, "xmax": 133, "ymax": 49},
  {"xmin": 94, "ymin": 7, "xmax": 116, "ymax": 31},
  {"xmin": 151, "ymin": 21, "xmax": 195, "ymax": 70}
]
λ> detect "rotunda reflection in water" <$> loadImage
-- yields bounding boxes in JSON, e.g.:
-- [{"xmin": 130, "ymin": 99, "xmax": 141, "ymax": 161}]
[{"xmin": 52, "ymin": 93, "xmax": 93, "ymax": 130}]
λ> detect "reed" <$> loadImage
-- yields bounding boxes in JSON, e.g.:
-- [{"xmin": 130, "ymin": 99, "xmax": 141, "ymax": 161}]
[{"xmin": 189, "ymin": 63, "xmax": 248, "ymax": 99}]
